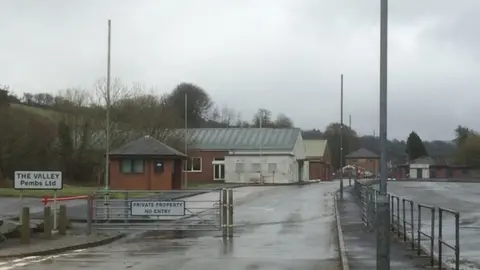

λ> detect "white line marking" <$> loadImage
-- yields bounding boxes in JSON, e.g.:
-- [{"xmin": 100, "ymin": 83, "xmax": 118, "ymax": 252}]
[{"xmin": 0, "ymin": 249, "xmax": 86, "ymax": 270}]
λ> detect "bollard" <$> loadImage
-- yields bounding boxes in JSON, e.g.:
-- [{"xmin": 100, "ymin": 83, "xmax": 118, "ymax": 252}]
[
  {"xmin": 222, "ymin": 189, "xmax": 228, "ymax": 238},
  {"xmin": 20, "ymin": 207, "xmax": 30, "ymax": 244},
  {"xmin": 58, "ymin": 205, "xmax": 68, "ymax": 235},
  {"xmin": 228, "ymin": 189, "xmax": 234, "ymax": 238},
  {"xmin": 43, "ymin": 206, "xmax": 52, "ymax": 238}
]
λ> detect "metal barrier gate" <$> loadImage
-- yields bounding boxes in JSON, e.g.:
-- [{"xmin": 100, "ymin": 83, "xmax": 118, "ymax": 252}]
[{"xmin": 86, "ymin": 188, "xmax": 234, "ymax": 238}]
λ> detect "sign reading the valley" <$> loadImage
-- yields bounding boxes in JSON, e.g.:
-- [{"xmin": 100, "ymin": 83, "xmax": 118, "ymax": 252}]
[
  {"xmin": 14, "ymin": 171, "xmax": 63, "ymax": 190},
  {"xmin": 131, "ymin": 200, "xmax": 185, "ymax": 216}
]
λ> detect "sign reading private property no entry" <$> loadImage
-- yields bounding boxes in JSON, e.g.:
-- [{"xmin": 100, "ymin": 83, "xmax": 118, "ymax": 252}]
[
  {"xmin": 131, "ymin": 200, "xmax": 185, "ymax": 216},
  {"xmin": 14, "ymin": 171, "xmax": 63, "ymax": 190}
]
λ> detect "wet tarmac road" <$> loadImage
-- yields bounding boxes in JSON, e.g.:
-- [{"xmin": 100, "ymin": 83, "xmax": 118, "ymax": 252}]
[{"xmin": 3, "ymin": 182, "xmax": 341, "ymax": 270}]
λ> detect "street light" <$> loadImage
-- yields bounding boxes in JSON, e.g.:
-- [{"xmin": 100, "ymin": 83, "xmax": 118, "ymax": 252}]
[
  {"xmin": 376, "ymin": 0, "xmax": 390, "ymax": 269},
  {"xmin": 339, "ymin": 74, "xmax": 344, "ymax": 200}
]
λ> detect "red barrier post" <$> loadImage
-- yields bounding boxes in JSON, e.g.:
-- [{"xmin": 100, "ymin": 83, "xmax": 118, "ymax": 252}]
[{"xmin": 42, "ymin": 196, "xmax": 49, "ymax": 206}]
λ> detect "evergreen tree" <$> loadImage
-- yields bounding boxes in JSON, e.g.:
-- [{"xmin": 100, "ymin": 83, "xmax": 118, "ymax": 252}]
[{"xmin": 405, "ymin": 131, "xmax": 428, "ymax": 161}]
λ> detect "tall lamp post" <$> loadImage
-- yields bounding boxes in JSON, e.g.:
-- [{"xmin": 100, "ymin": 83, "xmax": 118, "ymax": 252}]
[
  {"xmin": 339, "ymin": 74, "xmax": 344, "ymax": 200},
  {"xmin": 377, "ymin": 0, "xmax": 390, "ymax": 268}
]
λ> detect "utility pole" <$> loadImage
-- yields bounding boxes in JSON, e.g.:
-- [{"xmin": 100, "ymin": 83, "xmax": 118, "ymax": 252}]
[
  {"xmin": 339, "ymin": 74, "xmax": 344, "ymax": 200},
  {"xmin": 104, "ymin": 19, "xmax": 111, "ymax": 192},
  {"xmin": 184, "ymin": 92, "xmax": 188, "ymax": 188},
  {"xmin": 349, "ymin": 114, "xmax": 352, "ymax": 186},
  {"xmin": 377, "ymin": 0, "xmax": 390, "ymax": 268}
]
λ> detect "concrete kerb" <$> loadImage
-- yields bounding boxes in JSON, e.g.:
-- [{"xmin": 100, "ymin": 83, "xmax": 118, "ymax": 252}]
[
  {"xmin": 334, "ymin": 191, "xmax": 350, "ymax": 270},
  {"xmin": 0, "ymin": 233, "xmax": 126, "ymax": 259}
]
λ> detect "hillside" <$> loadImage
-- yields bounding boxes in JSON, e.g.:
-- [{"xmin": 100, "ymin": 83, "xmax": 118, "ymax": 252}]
[
  {"xmin": 358, "ymin": 136, "xmax": 456, "ymax": 164},
  {"xmin": 9, "ymin": 103, "xmax": 61, "ymax": 121},
  {"xmin": 9, "ymin": 101, "xmax": 457, "ymax": 164}
]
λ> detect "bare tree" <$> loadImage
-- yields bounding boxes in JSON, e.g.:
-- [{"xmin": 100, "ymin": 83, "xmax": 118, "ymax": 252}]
[
  {"xmin": 252, "ymin": 108, "xmax": 273, "ymax": 127},
  {"xmin": 211, "ymin": 104, "xmax": 236, "ymax": 127},
  {"xmin": 275, "ymin": 113, "xmax": 294, "ymax": 128}
]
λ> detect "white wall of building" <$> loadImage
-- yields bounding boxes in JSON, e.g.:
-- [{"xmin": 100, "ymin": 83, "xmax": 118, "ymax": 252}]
[
  {"xmin": 224, "ymin": 133, "xmax": 309, "ymax": 183},
  {"xmin": 409, "ymin": 164, "xmax": 430, "ymax": 179},
  {"xmin": 224, "ymin": 155, "xmax": 298, "ymax": 184}
]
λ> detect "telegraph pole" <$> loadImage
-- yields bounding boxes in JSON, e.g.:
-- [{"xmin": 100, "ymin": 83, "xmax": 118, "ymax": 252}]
[
  {"xmin": 339, "ymin": 74, "xmax": 344, "ymax": 200},
  {"xmin": 377, "ymin": 0, "xmax": 390, "ymax": 268}
]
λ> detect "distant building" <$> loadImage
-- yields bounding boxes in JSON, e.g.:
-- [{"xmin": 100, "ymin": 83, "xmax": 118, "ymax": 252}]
[
  {"xmin": 302, "ymin": 135, "xmax": 332, "ymax": 181},
  {"xmin": 395, "ymin": 156, "xmax": 473, "ymax": 180},
  {"xmin": 345, "ymin": 148, "xmax": 380, "ymax": 175},
  {"xmin": 185, "ymin": 128, "xmax": 308, "ymax": 184},
  {"xmin": 108, "ymin": 135, "xmax": 186, "ymax": 190}
]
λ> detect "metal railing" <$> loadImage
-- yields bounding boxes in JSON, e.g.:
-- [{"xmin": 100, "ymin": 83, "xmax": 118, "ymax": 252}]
[
  {"xmin": 438, "ymin": 207, "xmax": 460, "ymax": 270},
  {"xmin": 353, "ymin": 180, "xmax": 461, "ymax": 270},
  {"xmin": 86, "ymin": 188, "xmax": 234, "ymax": 238}
]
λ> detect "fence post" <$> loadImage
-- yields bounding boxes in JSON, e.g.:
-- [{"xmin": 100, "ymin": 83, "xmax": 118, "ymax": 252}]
[
  {"xmin": 438, "ymin": 208, "xmax": 443, "ymax": 269},
  {"xmin": 390, "ymin": 196, "xmax": 394, "ymax": 231},
  {"xmin": 396, "ymin": 197, "xmax": 400, "ymax": 237},
  {"xmin": 455, "ymin": 213, "xmax": 460, "ymax": 270},
  {"xmin": 222, "ymin": 189, "xmax": 228, "ymax": 238},
  {"xmin": 410, "ymin": 200, "xmax": 414, "ymax": 250},
  {"xmin": 124, "ymin": 191, "xmax": 129, "ymax": 228},
  {"xmin": 402, "ymin": 198, "xmax": 406, "ymax": 241},
  {"xmin": 86, "ymin": 194, "xmax": 93, "ymax": 235},
  {"xmin": 228, "ymin": 189, "xmax": 234, "ymax": 238},
  {"xmin": 417, "ymin": 204, "xmax": 422, "ymax": 256},
  {"xmin": 430, "ymin": 207, "xmax": 435, "ymax": 267},
  {"xmin": 366, "ymin": 189, "xmax": 375, "ymax": 231}
]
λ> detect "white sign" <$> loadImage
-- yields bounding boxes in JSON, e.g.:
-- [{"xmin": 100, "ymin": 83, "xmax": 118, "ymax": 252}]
[
  {"xmin": 131, "ymin": 200, "xmax": 185, "ymax": 216},
  {"xmin": 14, "ymin": 171, "xmax": 63, "ymax": 190}
]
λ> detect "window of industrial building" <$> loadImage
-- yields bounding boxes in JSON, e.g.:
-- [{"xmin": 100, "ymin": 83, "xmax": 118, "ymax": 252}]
[
  {"xmin": 120, "ymin": 159, "xmax": 144, "ymax": 174},
  {"xmin": 235, "ymin": 162, "xmax": 244, "ymax": 173},
  {"xmin": 251, "ymin": 163, "xmax": 261, "ymax": 172},
  {"xmin": 183, "ymin": 157, "xmax": 202, "ymax": 172},
  {"xmin": 268, "ymin": 163, "xmax": 277, "ymax": 173}
]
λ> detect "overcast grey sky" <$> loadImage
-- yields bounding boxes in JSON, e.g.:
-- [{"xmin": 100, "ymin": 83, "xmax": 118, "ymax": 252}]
[{"xmin": 1, "ymin": 0, "xmax": 479, "ymax": 141}]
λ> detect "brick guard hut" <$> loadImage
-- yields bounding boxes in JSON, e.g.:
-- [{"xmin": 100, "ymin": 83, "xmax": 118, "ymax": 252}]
[
  {"xmin": 108, "ymin": 135, "xmax": 186, "ymax": 190},
  {"xmin": 345, "ymin": 148, "xmax": 380, "ymax": 176}
]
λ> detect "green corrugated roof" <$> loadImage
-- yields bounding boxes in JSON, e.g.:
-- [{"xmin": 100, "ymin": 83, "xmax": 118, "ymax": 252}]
[{"xmin": 187, "ymin": 128, "xmax": 301, "ymax": 150}]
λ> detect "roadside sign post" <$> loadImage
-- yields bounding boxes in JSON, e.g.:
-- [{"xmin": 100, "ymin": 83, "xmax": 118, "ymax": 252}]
[{"xmin": 14, "ymin": 171, "xmax": 63, "ymax": 229}]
